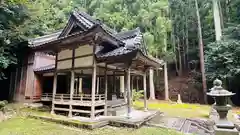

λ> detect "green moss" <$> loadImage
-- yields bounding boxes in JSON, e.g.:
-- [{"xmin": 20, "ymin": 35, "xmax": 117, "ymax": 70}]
[
  {"xmin": 134, "ymin": 101, "xmax": 210, "ymax": 118},
  {"xmin": 0, "ymin": 117, "xmax": 183, "ymax": 135}
]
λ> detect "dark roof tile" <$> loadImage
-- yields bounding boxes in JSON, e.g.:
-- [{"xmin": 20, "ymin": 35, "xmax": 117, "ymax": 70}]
[
  {"xmin": 34, "ymin": 64, "xmax": 55, "ymax": 72},
  {"xmin": 28, "ymin": 31, "xmax": 62, "ymax": 47}
]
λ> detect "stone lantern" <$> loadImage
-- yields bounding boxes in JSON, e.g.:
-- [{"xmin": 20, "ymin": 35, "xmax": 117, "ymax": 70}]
[{"xmin": 207, "ymin": 79, "xmax": 238, "ymax": 135}]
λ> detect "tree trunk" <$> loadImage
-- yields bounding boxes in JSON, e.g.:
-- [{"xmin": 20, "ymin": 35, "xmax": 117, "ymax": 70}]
[
  {"xmin": 149, "ymin": 68, "xmax": 155, "ymax": 100},
  {"xmin": 213, "ymin": 0, "xmax": 222, "ymax": 41},
  {"xmin": 163, "ymin": 33, "xmax": 169, "ymax": 100},
  {"xmin": 195, "ymin": 0, "xmax": 208, "ymax": 104},
  {"xmin": 182, "ymin": 37, "xmax": 186, "ymax": 71},
  {"xmin": 170, "ymin": 6, "xmax": 179, "ymax": 76},
  {"xmin": 227, "ymin": 0, "xmax": 231, "ymax": 21},
  {"xmin": 218, "ymin": 0, "xmax": 224, "ymax": 29},
  {"xmin": 177, "ymin": 37, "xmax": 183, "ymax": 76},
  {"xmin": 182, "ymin": 6, "xmax": 187, "ymax": 71},
  {"xmin": 186, "ymin": 0, "xmax": 189, "ymax": 71}
]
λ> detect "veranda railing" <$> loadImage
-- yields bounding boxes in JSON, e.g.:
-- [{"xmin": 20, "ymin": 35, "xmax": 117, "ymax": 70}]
[{"xmin": 41, "ymin": 93, "xmax": 105, "ymax": 101}]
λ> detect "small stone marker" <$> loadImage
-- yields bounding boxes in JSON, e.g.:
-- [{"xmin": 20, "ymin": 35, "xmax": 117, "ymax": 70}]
[{"xmin": 177, "ymin": 94, "xmax": 182, "ymax": 104}]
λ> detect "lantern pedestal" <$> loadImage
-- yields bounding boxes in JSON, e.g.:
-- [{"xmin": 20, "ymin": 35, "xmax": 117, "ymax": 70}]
[{"xmin": 214, "ymin": 126, "xmax": 238, "ymax": 135}]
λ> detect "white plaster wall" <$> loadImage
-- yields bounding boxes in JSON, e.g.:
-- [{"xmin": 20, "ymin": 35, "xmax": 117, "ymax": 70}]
[
  {"xmin": 57, "ymin": 59, "xmax": 72, "ymax": 69},
  {"xmin": 75, "ymin": 45, "xmax": 93, "ymax": 56},
  {"xmin": 34, "ymin": 53, "xmax": 55, "ymax": 69},
  {"xmin": 58, "ymin": 49, "xmax": 72, "ymax": 60},
  {"xmin": 74, "ymin": 56, "xmax": 93, "ymax": 67}
]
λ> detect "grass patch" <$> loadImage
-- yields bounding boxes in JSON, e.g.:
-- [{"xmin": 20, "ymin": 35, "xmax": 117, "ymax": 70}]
[
  {"xmin": 0, "ymin": 117, "xmax": 183, "ymax": 135},
  {"xmin": 134, "ymin": 100, "xmax": 210, "ymax": 118}
]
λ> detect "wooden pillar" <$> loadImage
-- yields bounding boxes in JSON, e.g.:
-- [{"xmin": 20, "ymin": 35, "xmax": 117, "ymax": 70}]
[
  {"xmin": 66, "ymin": 74, "xmax": 70, "ymax": 94},
  {"xmin": 76, "ymin": 77, "xmax": 79, "ymax": 95},
  {"xmin": 96, "ymin": 77, "xmax": 99, "ymax": 94},
  {"xmin": 120, "ymin": 76, "xmax": 125, "ymax": 98},
  {"xmin": 143, "ymin": 72, "xmax": 147, "ymax": 111},
  {"xmin": 131, "ymin": 76, "xmax": 134, "ymax": 91},
  {"xmin": 124, "ymin": 71, "xmax": 127, "ymax": 103},
  {"xmin": 69, "ymin": 48, "xmax": 75, "ymax": 117},
  {"xmin": 91, "ymin": 60, "xmax": 96, "ymax": 119},
  {"xmin": 113, "ymin": 71, "xmax": 116, "ymax": 98},
  {"xmin": 104, "ymin": 64, "xmax": 108, "ymax": 116},
  {"xmin": 149, "ymin": 68, "xmax": 155, "ymax": 100},
  {"xmin": 78, "ymin": 78, "xmax": 82, "ymax": 94},
  {"xmin": 51, "ymin": 53, "xmax": 58, "ymax": 114},
  {"xmin": 51, "ymin": 72, "xmax": 57, "ymax": 114},
  {"xmin": 13, "ymin": 68, "xmax": 18, "ymax": 101},
  {"xmin": 68, "ymin": 70, "xmax": 75, "ymax": 117},
  {"xmin": 136, "ymin": 76, "xmax": 139, "ymax": 92},
  {"xmin": 131, "ymin": 76, "xmax": 134, "ymax": 102},
  {"xmin": 126, "ymin": 67, "xmax": 131, "ymax": 118},
  {"xmin": 116, "ymin": 76, "xmax": 120, "ymax": 99}
]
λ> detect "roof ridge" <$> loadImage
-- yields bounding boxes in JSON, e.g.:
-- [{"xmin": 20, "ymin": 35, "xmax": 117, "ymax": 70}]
[
  {"xmin": 115, "ymin": 27, "xmax": 141, "ymax": 40},
  {"xmin": 76, "ymin": 11, "xmax": 97, "ymax": 24}
]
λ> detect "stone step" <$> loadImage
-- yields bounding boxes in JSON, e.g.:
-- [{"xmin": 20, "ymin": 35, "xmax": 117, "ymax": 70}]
[{"xmin": 181, "ymin": 120, "xmax": 191, "ymax": 133}]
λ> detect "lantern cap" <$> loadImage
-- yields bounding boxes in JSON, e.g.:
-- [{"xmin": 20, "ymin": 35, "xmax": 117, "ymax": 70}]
[{"xmin": 207, "ymin": 79, "xmax": 235, "ymax": 97}]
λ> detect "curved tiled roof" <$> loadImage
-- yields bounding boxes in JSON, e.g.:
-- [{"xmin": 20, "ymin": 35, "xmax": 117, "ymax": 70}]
[
  {"xmin": 28, "ymin": 31, "xmax": 62, "ymax": 47},
  {"xmin": 27, "ymin": 11, "xmax": 163, "ymax": 68},
  {"xmin": 34, "ymin": 64, "xmax": 55, "ymax": 72}
]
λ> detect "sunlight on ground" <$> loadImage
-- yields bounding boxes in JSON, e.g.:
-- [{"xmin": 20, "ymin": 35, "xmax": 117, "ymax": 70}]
[
  {"xmin": 134, "ymin": 100, "xmax": 240, "ymax": 119},
  {"xmin": 134, "ymin": 100, "xmax": 210, "ymax": 118},
  {"xmin": 0, "ymin": 117, "xmax": 183, "ymax": 135}
]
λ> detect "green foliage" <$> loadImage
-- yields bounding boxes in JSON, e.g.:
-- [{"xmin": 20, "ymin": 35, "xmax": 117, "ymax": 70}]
[
  {"xmin": 0, "ymin": 100, "xmax": 8, "ymax": 111},
  {"xmin": 132, "ymin": 89, "xmax": 144, "ymax": 101},
  {"xmin": 25, "ymin": 0, "xmax": 172, "ymax": 59},
  {"xmin": 205, "ymin": 0, "xmax": 240, "ymax": 85},
  {"xmin": 0, "ymin": 2, "xmax": 29, "ymax": 78},
  {"xmin": 0, "ymin": 0, "xmax": 173, "ymax": 78},
  {"xmin": 205, "ymin": 40, "xmax": 240, "ymax": 81}
]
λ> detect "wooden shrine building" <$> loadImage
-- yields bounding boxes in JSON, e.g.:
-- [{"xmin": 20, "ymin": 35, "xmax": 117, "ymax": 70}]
[{"xmin": 11, "ymin": 11, "xmax": 163, "ymax": 118}]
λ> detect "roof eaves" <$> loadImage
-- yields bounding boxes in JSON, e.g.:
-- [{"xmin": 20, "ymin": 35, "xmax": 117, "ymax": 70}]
[
  {"xmin": 34, "ymin": 64, "xmax": 55, "ymax": 72},
  {"xmin": 98, "ymin": 25, "xmax": 124, "ymax": 47},
  {"xmin": 31, "ymin": 24, "xmax": 100, "ymax": 50},
  {"xmin": 28, "ymin": 30, "xmax": 62, "ymax": 48}
]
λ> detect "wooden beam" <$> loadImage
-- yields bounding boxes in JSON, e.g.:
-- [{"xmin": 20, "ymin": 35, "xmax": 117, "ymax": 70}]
[
  {"xmin": 130, "ymin": 70, "xmax": 145, "ymax": 76},
  {"xmin": 51, "ymin": 53, "xmax": 58, "ymax": 114},
  {"xmin": 56, "ymin": 66, "xmax": 93, "ymax": 73},
  {"xmin": 57, "ymin": 53, "xmax": 93, "ymax": 62},
  {"xmin": 104, "ymin": 64, "xmax": 108, "ymax": 116}
]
